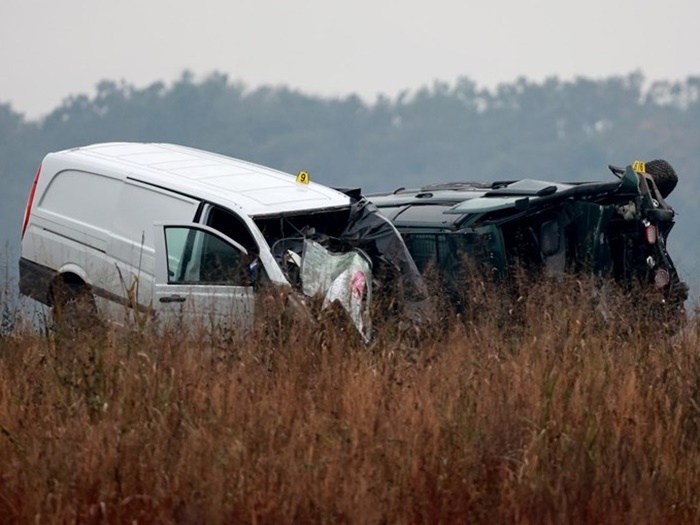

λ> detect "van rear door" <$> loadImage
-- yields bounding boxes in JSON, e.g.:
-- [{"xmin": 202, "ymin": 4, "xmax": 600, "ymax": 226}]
[{"xmin": 153, "ymin": 223, "xmax": 255, "ymax": 332}]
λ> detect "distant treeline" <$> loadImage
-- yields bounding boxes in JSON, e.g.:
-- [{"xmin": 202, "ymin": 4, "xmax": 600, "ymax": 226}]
[{"xmin": 1, "ymin": 71, "xmax": 699, "ymax": 287}]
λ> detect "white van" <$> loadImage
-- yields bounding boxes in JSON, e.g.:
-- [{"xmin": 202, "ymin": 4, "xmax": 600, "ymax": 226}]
[{"xmin": 19, "ymin": 142, "xmax": 383, "ymax": 335}]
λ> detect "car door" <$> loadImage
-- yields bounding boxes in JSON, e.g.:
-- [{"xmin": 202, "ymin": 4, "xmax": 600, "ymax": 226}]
[{"xmin": 153, "ymin": 222, "xmax": 255, "ymax": 332}]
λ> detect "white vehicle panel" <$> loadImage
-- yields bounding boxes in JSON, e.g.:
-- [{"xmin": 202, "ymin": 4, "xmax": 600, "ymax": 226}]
[
  {"xmin": 152, "ymin": 222, "xmax": 255, "ymax": 332},
  {"xmin": 52, "ymin": 142, "xmax": 351, "ymax": 216}
]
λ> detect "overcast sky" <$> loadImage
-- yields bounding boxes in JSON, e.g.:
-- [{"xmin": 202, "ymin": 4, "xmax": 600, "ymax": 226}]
[{"xmin": 2, "ymin": 0, "xmax": 699, "ymax": 118}]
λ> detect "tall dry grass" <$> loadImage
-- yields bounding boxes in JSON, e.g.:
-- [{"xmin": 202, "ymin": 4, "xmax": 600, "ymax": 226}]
[{"xmin": 1, "ymin": 276, "xmax": 699, "ymax": 524}]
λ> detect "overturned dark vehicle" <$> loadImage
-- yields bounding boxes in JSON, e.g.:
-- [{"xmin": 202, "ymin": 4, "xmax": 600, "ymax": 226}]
[{"xmin": 368, "ymin": 160, "xmax": 688, "ymax": 320}]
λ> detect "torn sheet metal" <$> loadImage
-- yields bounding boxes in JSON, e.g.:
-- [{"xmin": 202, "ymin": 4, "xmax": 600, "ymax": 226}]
[
  {"xmin": 301, "ymin": 239, "xmax": 372, "ymax": 340},
  {"xmin": 338, "ymin": 197, "xmax": 435, "ymax": 325}
]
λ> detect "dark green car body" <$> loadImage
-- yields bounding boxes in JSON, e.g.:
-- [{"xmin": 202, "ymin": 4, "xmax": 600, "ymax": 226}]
[{"xmin": 368, "ymin": 165, "xmax": 687, "ymax": 314}]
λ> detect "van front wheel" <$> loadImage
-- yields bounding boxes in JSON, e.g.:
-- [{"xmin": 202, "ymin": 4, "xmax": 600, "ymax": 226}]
[{"xmin": 51, "ymin": 281, "xmax": 100, "ymax": 338}]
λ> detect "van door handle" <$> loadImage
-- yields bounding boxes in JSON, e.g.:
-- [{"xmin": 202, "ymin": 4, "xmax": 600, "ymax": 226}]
[{"xmin": 159, "ymin": 295, "xmax": 186, "ymax": 303}]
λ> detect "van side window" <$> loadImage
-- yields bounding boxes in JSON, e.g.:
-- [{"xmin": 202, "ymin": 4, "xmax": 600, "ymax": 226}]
[
  {"xmin": 165, "ymin": 227, "xmax": 248, "ymax": 286},
  {"xmin": 206, "ymin": 207, "xmax": 258, "ymax": 255}
]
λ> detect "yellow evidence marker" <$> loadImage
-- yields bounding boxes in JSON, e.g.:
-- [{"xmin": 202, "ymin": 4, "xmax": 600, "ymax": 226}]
[
  {"xmin": 296, "ymin": 171, "xmax": 310, "ymax": 184},
  {"xmin": 632, "ymin": 160, "xmax": 646, "ymax": 173}
]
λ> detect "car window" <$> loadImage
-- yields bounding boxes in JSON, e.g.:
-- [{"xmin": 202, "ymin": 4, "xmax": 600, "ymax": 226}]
[
  {"xmin": 165, "ymin": 226, "xmax": 247, "ymax": 285},
  {"xmin": 404, "ymin": 232, "xmax": 481, "ymax": 275},
  {"xmin": 392, "ymin": 204, "xmax": 463, "ymax": 227},
  {"xmin": 205, "ymin": 206, "xmax": 259, "ymax": 255}
]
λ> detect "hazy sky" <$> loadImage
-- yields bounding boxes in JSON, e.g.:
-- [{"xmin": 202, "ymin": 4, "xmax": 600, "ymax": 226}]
[{"xmin": 2, "ymin": 0, "xmax": 699, "ymax": 118}]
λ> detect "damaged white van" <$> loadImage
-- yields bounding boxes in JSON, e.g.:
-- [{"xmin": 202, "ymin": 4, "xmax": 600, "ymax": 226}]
[{"xmin": 19, "ymin": 142, "xmax": 430, "ymax": 338}]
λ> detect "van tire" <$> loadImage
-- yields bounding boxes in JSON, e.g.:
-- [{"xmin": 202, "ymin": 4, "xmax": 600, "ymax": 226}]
[{"xmin": 50, "ymin": 279, "xmax": 100, "ymax": 338}]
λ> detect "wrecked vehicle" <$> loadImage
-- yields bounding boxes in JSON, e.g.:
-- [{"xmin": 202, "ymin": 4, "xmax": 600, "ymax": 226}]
[
  {"xmin": 19, "ymin": 142, "xmax": 430, "ymax": 339},
  {"xmin": 368, "ymin": 160, "xmax": 688, "ymax": 318}
]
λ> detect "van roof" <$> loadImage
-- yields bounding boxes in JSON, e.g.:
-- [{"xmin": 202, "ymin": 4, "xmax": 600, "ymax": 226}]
[{"xmin": 51, "ymin": 142, "xmax": 351, "ymax": 216}]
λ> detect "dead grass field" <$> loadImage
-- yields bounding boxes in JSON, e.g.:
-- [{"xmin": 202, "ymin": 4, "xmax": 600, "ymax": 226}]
[{"xmin": 1, "ymin": 276, "xmax": 699, "ymax": 524}]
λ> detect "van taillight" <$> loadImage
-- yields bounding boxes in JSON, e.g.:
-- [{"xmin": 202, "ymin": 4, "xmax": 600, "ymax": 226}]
[{"xmin": 21, "ymin": 165, "xmax": 41, "ymax": 239}]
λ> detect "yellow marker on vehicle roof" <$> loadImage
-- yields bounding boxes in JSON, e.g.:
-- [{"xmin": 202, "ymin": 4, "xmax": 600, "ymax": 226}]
[
  {"xmin": 632, "ymin": 160, "xmax": 646, "ymax": 173},
  {"xmin": 296, "ymin": 171, "xmax": 310, "ymax": 184}
]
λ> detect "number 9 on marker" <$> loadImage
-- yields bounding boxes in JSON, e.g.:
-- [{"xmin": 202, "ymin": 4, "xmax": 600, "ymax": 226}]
[
  {"xmin": 632, "ymin": 160, "xmax": 646, "ymax": 173},
  {"xmin": 296, "ymin": 171, "xmax": 310, "ymax": 184}
]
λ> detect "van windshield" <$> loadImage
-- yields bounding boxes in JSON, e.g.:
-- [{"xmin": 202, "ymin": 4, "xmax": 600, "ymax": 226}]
[{"xmin": 254, "ymin": 208, "xmax": 352, "ymax": 257}]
